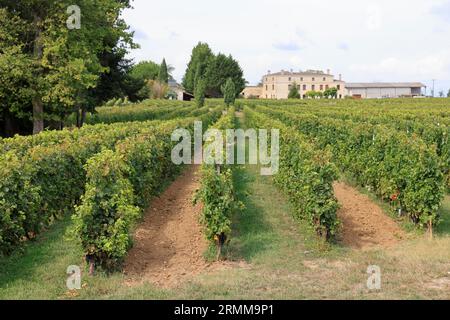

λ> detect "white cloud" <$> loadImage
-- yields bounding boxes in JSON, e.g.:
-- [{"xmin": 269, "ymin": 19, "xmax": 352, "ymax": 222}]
[
  {"xmin": 366, "ymin": 5, "xmax": 383, "ymax": 31},
  {"xmin": 122, "ymin": 0, "xmax": 450, "ymax": 91},
  {"xmin": 350, "ymin": 51, "xmax": 450, "ymax": 80}
]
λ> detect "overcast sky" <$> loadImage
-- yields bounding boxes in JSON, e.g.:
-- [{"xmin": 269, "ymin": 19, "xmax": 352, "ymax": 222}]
[{"xmin": 123, "ymin": 0, "xmax": 450, "ymax": 95}]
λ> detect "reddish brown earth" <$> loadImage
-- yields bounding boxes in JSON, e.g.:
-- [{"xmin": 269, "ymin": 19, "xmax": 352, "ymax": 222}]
[
  {"xmin": 123, "ymin": 165, "xmax": 211, "ymax": 288},
  {"xmin": 333, "ymin": 182, "xmax": 405, "ymax": 250}
]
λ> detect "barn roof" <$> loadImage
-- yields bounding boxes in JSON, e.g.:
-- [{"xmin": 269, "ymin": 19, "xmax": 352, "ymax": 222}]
[{"xmin": 346, "ymin": 82, "xmax": 426, "ymax": 88}]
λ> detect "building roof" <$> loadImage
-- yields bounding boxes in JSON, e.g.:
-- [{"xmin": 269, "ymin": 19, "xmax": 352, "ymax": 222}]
[
  {"xmin": 267, "ymin": 70, "xmax": 334, "ymax": 77},
  {"xmin": 346, "ymin": 82, "xmax": 426, "ymax": 88}
]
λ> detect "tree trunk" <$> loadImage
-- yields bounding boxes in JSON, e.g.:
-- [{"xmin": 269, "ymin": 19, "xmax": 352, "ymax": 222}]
[
  {"xmin": 3, "ymin": 111, "xmax": 16, "ymax": 137},
  {"xmin": 32, "ymin": 14, "xmax": 44, "ymax": 135},
  {"xmin": 75, "ymin": 106, "xmax": 81, "ymax": 128},
  {"xmin": 80, "ymin": 107, "xmax": 87, "ymax": 128},
  {"xmin": 32, "ymin": 96, "xmax": 44, "ymax": 134}
]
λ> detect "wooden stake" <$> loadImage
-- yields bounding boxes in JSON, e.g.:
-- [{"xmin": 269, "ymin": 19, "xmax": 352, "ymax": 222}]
[
  {"xmin": 428, "ymin": 219, "xmax": 433, "ymax": 240},
  {"xmin": 89, "ymin": 261, "xmax": 95, "ymax": 276}
]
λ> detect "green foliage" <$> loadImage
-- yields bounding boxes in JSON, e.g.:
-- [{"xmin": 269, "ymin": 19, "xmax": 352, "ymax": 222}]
[
  {"xmin": 447, "ymin": 89, "xmax": 450, "ymax": 98},
  {"xmin": 288, "ymin": 83, "xmax": 300, "ymax": 99},
  {"xmin": 130, "ymin": 61, "xmax": 160, "ymax": 82},
  {"xmin": 182, "ymin": 42, "xmax": 214, "ymax": 94},
  {"xmin": 0, "ymin": 101, "xmax": 223, "ymax": 256},
  {"xmin": 195, "ymin": 78, "xmax": 207, "ymax": 108},
  {"xmin": 0, "ymin": 124, "xmax": 139, "ymax": 256},
  {"xmin": 205, "ymin": 53, "xmax": 246, "ymax": 98},
  {"xmin": 305, "ymin": 91, "xmax": 323, "ymax": 99},
  {"xmin": 0, "ymin": 1, "xmax": 134, "ymax": 134},
  {"xmin": 73, "ymin": 111, "xmax": 222, "ymax": 270},
  {"xmin": 258, "ymin": 104, "xmax": 446, "ymax": 227},
  {"xmin": 194, "ymin": 108, "xmax": 241, "ymax": 257},
  {"xmin": 244, "ymin": 107, "xmax": 340, "ymax": 239},
  {"xmin": 158, "ymin": 58, "xmax": 169, "ymax": 84},
  {"xmin": 182, "ymin": 43, "xmax": 246, "ymax": 98},
  {"xmin": 323, "ymin": 87, "xmax": 338, "ymax": 99},
  {"xmin": 222, "ymin": 78, "xmax": 236, "ymax": 106},
  {"xmin": 73, "ymin": 150, "xmax": 141, "ymax": 270}
]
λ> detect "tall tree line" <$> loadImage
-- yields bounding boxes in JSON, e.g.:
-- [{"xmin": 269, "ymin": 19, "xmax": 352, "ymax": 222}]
[{"xmin": 182, "ymin": 42, "xmax": 246, "ymax": 99}]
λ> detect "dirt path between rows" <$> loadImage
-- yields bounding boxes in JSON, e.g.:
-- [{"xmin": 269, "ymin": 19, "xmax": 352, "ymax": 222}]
[
  {"xmin": 123, "ymin": 165, "xmax": 211, "ymax": 288},
  {"xmin": 333, "ymin": 182, "xmax": 405, "ymax": 250}
]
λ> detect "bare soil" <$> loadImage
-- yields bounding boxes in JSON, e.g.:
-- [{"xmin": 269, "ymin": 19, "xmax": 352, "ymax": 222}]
[
  {"xmin": 123, "ymin": 165, "xmax": 211, "ymax": 288},
  {"xmin": 333, "ymin": 182, "xmax": 405, "ymax": 250}
]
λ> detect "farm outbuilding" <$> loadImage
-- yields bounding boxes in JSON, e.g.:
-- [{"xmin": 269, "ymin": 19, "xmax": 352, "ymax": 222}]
[
  {"xmin": 345, "ymin": 83, "xmax": 426, "ymax": 99},
  {"xmin": 168, "ymin": 79, "xmax": 194, "ymax": 101}
]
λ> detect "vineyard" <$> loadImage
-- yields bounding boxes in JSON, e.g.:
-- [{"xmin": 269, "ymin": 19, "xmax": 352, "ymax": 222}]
[{"xmin": 0, "ymin": 98, "xmax": 449, "ymax": 299}]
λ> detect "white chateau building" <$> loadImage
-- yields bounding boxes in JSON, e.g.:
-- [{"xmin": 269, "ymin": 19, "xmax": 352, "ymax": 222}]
[{"xmin": 242, "ymin": 69, "xmax": 426, "ymax": 99}]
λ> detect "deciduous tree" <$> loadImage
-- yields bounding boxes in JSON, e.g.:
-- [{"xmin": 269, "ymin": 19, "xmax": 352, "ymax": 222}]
[{"xmin": 0, "ymin": 0, "xmax": 134, "ymax": 134}]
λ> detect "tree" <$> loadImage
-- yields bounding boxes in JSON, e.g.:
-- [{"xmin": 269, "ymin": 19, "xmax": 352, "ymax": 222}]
[
  {"xmin": 158, "ymin": 58, "xmax": 169, "ymax": 84},
  {"xmin": 0, "ymin": 8, "xmax": 34, "ymax": 136},
  {"xmin": 288, "ymin": 83, "xmax": 300, "ymax": 99},
  {"xmin": 447, "ymin": 89, "xmax": 450, "ymax": 98},
  {"xmin": 323, "ymin": 87, "xmax": 338, "ymax": 99},
  {"xmin": 205, "ymin": 53, "xmax": 246, "ymax": 98},
  {"xmin": 0, "ymin": 0, "xmax": 134, "ymax": 134},
  {"xmin": 130, "ymin": 61, "xmax": 160, "ymax": 82},
  {"xmin": 182, "ymin": 42, "xmax": 214, "ymax": 94},
  {"xmin": 182, "ymin": 43, "xmax": 246, "ymax": 98},
  {"xmin": 306, "ymin": 91, "xmax": 322, "ymax": 99},
  {"xmin": 195, "ymin": 78, "xmax": 206, "ymax": 107},
  {"xmin": 439, "ymin": 90, "xmax": 444, "ymax": 98},
  {"xmin": 222, "ymin": 78, "xmax": 236, "ymax": 106}
]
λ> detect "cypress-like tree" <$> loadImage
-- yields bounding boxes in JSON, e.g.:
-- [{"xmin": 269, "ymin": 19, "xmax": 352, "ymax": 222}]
[
  {"xmin": 222, "ymin": 78, "xmax": 236, "ymax": 106},
  {"xmin": 288, "ymin": 82, "xmax": 301, "ymax": 99},
  {"xmin": 195, "ymin": 78, "xmax": 206, "ymax": 107},
  {"xmin": 182, "ymin": 42, "xmax": 214, "ymax": 93},
  {"xmin": 158, "ymin": 58, "xmax": 169, "ymax": 84}
]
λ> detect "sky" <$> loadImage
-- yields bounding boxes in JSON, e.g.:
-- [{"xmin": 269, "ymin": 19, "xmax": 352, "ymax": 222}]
[{"xmin": 122, "ymin": 0, "xmax": 450, "ymax": 95}]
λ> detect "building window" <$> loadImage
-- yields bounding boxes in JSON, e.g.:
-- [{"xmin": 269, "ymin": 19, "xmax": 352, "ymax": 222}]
[
  {"xmin": 300, "ymin": 77, "xmax": 303, "ymax": 81},
  {"xmin": 312, "ymin": 77, "xmax": 315, "ymax": 81},
  {"xmin": 326, "ymin": 85, "xmax": 329, "ymax": 90},
  {"xmin": 323, "ymin": 77, "xmax": 326, "ymax": 81},
  {"xmin": 303, "ymin": 85, "xmax": 307, "ymax": 91},
  {"xmin": 297, "ymin": 85, "xmax": 300, "ymax": 90},
  {"xmin": 266, "ymin": 85, "xmax": 268, "ymax": 90},
  {"xmin": 272, "ymin": 84, "xmax": 275, "ymax": 90},
  {"xmin": 288, "ymin": 77, "xmax": 291, "ymax": 81},
  {"xmin": 312, "ymin": 85, "xmax": 315, "ymax": 91},
  {"xmin": 320, "ymin": 85, "xmax": 323, "ymax": 91},
  {"xmin": 337, "ymin": 85, "xmax": 341, "ymax": 90},
  {"xmin": 288, "ymin": 84, "xmax": 292, "ymax": 90}
]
